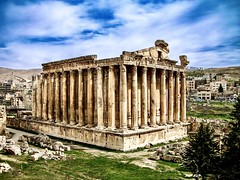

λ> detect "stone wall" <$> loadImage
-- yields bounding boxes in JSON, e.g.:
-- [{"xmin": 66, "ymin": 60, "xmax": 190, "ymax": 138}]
[{"xmin": 7, "ymin": 118, "xmax": 189, "ymax": 151}]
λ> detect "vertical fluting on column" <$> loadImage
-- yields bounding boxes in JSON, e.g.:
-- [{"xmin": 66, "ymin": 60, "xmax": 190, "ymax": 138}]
[
  {"xmin": 108, "ymin": 66, "xmax": 115, "ymax": 130},
  {"xmin": 78, "ymin": 68, "xmax": 84, "ymax": 126},
  {"xmin": 96, "ymin": 67, "xmax": 104, "ymax": 129},
  {"xmin": 69, "ymin": 70, "xmax": 76, "ymax": 125},
  {"xmin": 180, "ymin": 72, "xmax": 187, "ymax": 122},
  {"xmin": 141, "ymin": 67, "xmax": 148, "ymax": 128},
  {"xmin": 42, "ymin": 74, "xmax": 48, "ymax": 120},
  {"xmin": 160, "ymin": 69, "xmax": 166, "ymax": 125},
  {"xmin": 168, "ymin": 70, "xmax": 174, "ymax": 124},
  {"xmin": 55, "ymin": 72, "xmax": 61, "ymax": 123},
  {"xmin": 174, "ymin": 71, "xmax": 180, "ymax": 123},
  {"xmin": 150, "ymin": 68, "xmax": 156, "ymax": 127},
  {"xmin": 131, "ymin": 65, "xmax": 138, "ymax": 130},
  {"xmin": 87, "ymin": 68, "xmax": 93, "ymax": 127},
  {"xmin": 62, "ymin": 71, "xmax": 68, "ymax": 124},
  {"xmin": 48, "ymin": 73, "xmax": 54, "ymax": 121},
  {"xmin": 120, "ymin": 65, "xmax": 127, "ymax": 129},
  {"xmin": 36, "ymin": 75, "xmax": 42, "ymax": 119},
  {"xmin": 127, "ymin": 71, "xmax": 131, "ymax": 128},
  {"xmin": 32, "ymin": 76, "xmax": 37, "ymax": 118}
]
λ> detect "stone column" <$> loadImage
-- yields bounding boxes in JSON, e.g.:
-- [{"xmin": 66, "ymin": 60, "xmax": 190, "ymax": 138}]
[
  {"xmin": 87, "ymin": 68, "xmax": 93, "ymax": 127},
  {"xmin": 174, "ymin": 71, "xmax": 180, "ymax": 123},
  {"xmin": 55, "ymin": 72, "xmax": 61, "ymax": 123},
  {"xmin": 96, "ymin": 67, "xmax": 104, "ymax": 129},
  {"xmin": 32, "ymin": 76, "xmax": 37, "ymax": 118},
  {"xmin": 141, "ymin": 67, "xmax": 148, "ymax": 128},
  {"xmin": 120, "ymin": 65, "xmax": 127, "ymax": 129},
  {"xmin": 62, "ymin": 71, "xmax": 68, "ymax": 124},
  {"xmin": 181, "ymin": 72, "xmax": 186, "ymax": 122},
  {"xmin": 78, "ymin": 68, "xmax": 84, "ymax": 126},
  {"xmin": 36, "ymin": 75, "xmax": 42, "ymax": 119},
  {"xmin": 48, "ymin": 73, "xmax": 54, "ymax": 121},
  {"xmin": 131, "ymin": 66, "xmax": 138, "ymax": 130},
  {"xmin": 150, "ymin": 68, "xmax": 156, "ymax": 127},
  {"xmin": 168, "ymin": 70, "xmax": 174, "ymax": 124},
  {"xmin": 160, "ymin": 69, "xmax": 166, "ymax": 125},
  {"xmin": 69, "ymin": 70, "xmax": 76, "ymax": 125},
  {"xmin": 108, "ymin": 66, "xmax": 115, "ymax": 130},
  {"xmin": 42, "ymin": 74, "xmax": 48, "ymax": 120}
]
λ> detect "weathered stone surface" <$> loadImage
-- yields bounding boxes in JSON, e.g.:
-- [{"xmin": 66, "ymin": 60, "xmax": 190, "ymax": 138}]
[
  {"xmin": 4, "ymin": 144, "xmax": 22, "ymax": 155},
  {"xmin": 0, "ymin": 163, "xmax": 11, "ymax": 173},
  {"xmin": 9, "ymin": 40, "xmax": 190, "ymax": 151}
]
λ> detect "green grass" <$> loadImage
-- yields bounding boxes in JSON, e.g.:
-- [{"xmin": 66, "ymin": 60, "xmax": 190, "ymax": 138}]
[
  {"xmin": 187, "ymin": 101, "xmax": 235, "ymax": 121},
  {"xmin": 0, "ymin": 150, "xmax": 189, "ymax": 180}
]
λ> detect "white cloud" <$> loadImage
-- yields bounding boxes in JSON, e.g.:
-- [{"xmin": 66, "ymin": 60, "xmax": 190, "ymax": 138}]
[{"xmin": 1, "ymin": 0, "xmax": 239, "ymax": 69}]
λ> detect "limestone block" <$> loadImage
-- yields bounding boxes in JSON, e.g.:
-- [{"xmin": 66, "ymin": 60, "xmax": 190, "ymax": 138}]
[
  {"xmin": 4, "ymin": 144, "xmax": 22, "ymax": 155},
  {"xmin": 0, "ymin": 163, "xmax": 11, "ymax": 173}
]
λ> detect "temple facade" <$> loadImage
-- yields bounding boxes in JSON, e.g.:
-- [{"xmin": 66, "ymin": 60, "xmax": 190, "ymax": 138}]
[{"xmin": 8, "ymin": 40, "xmax": 190, "ymax": 151}]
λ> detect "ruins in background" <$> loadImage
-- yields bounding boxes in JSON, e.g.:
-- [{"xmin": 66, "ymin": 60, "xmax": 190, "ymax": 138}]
[{"xmin": 8, "ymin": 40, "xmax": 190, "ymax": 151}]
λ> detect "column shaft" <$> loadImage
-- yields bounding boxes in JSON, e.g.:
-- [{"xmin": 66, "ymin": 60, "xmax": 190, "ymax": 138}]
[
  {"xmin": 96, "ymin": 67, "xmax": 104, "ymax": 128},
  {"xmin": 120, "ymin": 65, "xmax": 127, "ymax": 129},
  {"xmin": 131, "ymin": 66, "xmax": 138, "ymax": 129},
  {"xmin": 168, "ymin": 71, "xmax": 174, "ymax": 124},
  {"xmin": 108, "ymin": 66, "xmax": 115, "ymax": 129},
  {"xmin": 69, "ymin": 70, "xmax": 76, "ymax": 125},
  {"xmin": 55, "ymin": 72, "xmax": 61, "ymax": 123},
  {"xmin": 78, "ymin": 69, "xmax": 84, "ymax": 126},
  {"xmin": 32, "ymin": 76, "xmax": 37, "ymax": 118},
  {"xmin": 42, "ymin": 74, "xmax": 48, "ymax": 120},
  {"xmin": 141, "ymin": 67, "xmax": 148, "ymax": 128},
  {"xmin": 36, "ymin": 75, "xmax": 42, "ymax": 119},
  {"xmin": 160, "ymin": 69, "xmax": 166, "ymax": 125},
  {"xmin": 62, "ymin": 71, "xmax": 68, "ymax": 124},
  {"xmin": 87, "ymin": 68, "xmax": 93, "ymax": 127},
  {"xmin": 181, "ymin": 72, "xmax": 187, "ymax": 122},
  {"xmin": 150, "ymin": 68, "xmax": 156, "ymax": 127},
  {"xmin": 174, "ymin": 72, "xmax": 180, "ymax": 123},
  {"xmin": 48, "ymin": 73, "xmax": 54, "ymax": 121}
]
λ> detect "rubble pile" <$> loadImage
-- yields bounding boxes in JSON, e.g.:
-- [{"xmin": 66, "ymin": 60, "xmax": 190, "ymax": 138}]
[
  {"xmin": 0, "ymin": 134, "xmax": 70, "ymax": 162},
  {"xmin": 149, "ymin": 142, "xmax": 188, "ymax": 163},
  {"xmin": 19, "ymin": 134, "xmax": 71, "ymax": 151}
]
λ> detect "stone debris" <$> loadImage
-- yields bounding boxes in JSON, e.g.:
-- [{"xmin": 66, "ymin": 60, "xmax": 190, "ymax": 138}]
[
  {"xmin": 0, "ymin": 136, "xmax": 6, "ymax": 151},
  {"xmin": 0, "ymin": 133, "xmax": 69, "ymax": 165},
  {"xmin": 149, "ymin": 142, "xmax": 187, "ymax": 163},
  {"xmin": 19, "ymin": 134, "xmax": 71, "ymax": 152},
  {"xmin": 31, "ymin": 149, "xmax": 66, "ymax": 161},
  {"xmin": 4, "ymin": 144, "xmax": 22, "ymax": 155},
  {"xmin": 0, "ymin": 163, "xmax": 11, "ymax": 173}
]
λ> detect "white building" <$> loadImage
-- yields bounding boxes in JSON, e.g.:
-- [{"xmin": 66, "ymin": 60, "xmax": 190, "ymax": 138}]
[{"xmin": 210, "ymin": 80, "xmax": 227, "ymax": 92}]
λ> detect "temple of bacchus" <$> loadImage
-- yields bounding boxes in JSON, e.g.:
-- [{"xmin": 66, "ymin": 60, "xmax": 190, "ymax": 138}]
[{"xmin": 8, "ymin": 40, "xmax": 190, "ymax": 151}]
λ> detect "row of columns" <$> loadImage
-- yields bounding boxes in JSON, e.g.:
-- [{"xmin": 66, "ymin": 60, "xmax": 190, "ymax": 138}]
[{"xmin": 32, "ymin": 65, "xmax": 187, "ymax": 130}]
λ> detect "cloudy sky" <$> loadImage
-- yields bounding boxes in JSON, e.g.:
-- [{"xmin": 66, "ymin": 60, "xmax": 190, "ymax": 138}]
[{"xmin": 0, "ymin": 0, "xmax": 239, "ymax": 69}]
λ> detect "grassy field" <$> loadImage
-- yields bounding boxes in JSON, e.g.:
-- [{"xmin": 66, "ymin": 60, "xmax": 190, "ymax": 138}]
[
  {"xmin": 0, "ymin": 150, "xmax": 190, "ymax": 179},
  {"xmin": 187, "ymin": 100, "xmax": 235, "ymax": 121}
]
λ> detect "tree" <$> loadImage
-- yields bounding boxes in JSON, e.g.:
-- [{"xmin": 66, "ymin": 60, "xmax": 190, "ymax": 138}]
[
  {"xmin": 219, "ymin": 96, "xmax": 240, "ymax": 179},
  {"xmin": 182, "ymin": 123, "xmax": 218, "ymax": 180},
  {"xmin": 218, "ymin": 84, "xmax": 224, "ymax": 93}
]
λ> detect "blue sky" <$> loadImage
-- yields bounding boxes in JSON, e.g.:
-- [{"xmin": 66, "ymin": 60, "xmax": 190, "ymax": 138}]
[{"xmin": 0, "ymin": 0, "xmax": 239, "ymax": 69}]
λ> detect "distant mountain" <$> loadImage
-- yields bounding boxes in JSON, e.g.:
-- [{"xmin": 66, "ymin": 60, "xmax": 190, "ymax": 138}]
[{"xmin": 0, "ymin": 67, "xmax": 42, "ymax": 82}]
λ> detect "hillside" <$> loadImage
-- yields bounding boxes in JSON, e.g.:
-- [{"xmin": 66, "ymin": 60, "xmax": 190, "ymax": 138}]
[
  {"xmin": 0, "ymin": 67, "xmax": 42, "ymax": 82},
  {"xmin": 186, "ymin": 66, "xmax": 240, "ymax": 78}
]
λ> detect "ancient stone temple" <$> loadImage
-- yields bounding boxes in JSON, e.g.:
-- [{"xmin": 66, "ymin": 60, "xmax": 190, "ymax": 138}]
[{"xmin": 8, "ymin": 40, "xmax": 190, "ymax": 151}]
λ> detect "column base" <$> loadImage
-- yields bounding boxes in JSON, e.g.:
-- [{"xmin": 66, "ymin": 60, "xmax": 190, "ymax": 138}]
[
  {"xmin": 96, "ymin": 125, "xmax": 104, "ymax": 130},
  {"xmin": 150, "ymin": 124, "xmax": 157, "ymax": 128},
  {"xmin": 131, "ymin": 126, "xmax": 138, "ymax": 130}
]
